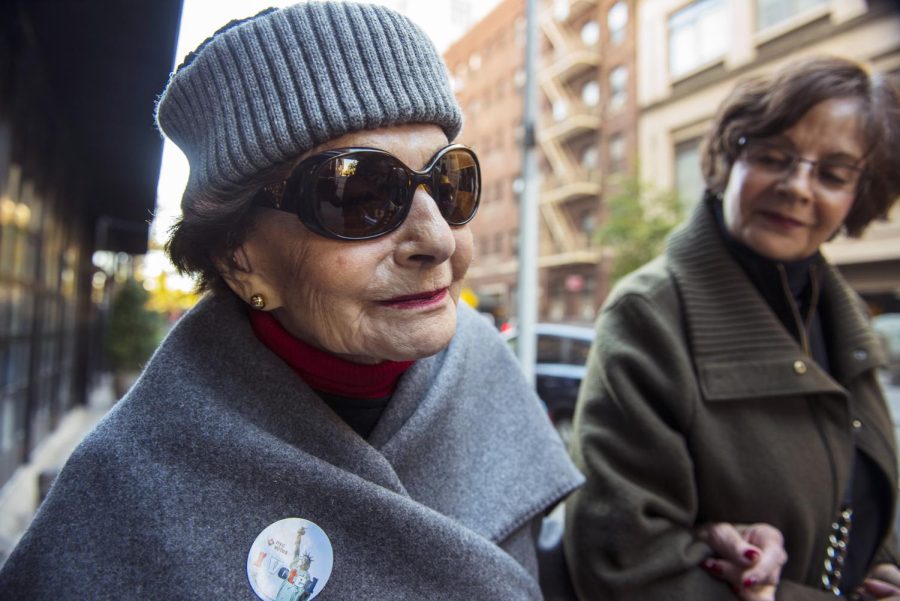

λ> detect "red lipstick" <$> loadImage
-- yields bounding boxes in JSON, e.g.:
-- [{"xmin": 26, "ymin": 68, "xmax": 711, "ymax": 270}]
[{"xmin": 380, "ymin": 288, "xmax": 449, "ymax": 309}]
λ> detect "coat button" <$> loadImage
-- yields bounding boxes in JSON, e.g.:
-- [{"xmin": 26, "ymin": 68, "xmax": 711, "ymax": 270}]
[
  {"xmin": 793, "ymin": 360, "xmax": 807, "ymax": 374},
  {"xmin": 852, "ymin": 419, "xmax": 862, "ymax": 430}
]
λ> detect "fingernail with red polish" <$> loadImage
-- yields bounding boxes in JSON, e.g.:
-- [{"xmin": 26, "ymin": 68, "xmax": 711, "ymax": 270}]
[
  {"xmin": 744, "ymin": 549, "xmax": 759, "ymax": 561},
  {"xmin": 743, "ymin": 577, "xmax": 758, "ymax": 588}
]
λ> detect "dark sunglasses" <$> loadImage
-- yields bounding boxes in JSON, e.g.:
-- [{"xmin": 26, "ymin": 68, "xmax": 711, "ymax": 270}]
[{"xmin": 252, "ymin": 144, "xmax": 481, "ymax": 241}]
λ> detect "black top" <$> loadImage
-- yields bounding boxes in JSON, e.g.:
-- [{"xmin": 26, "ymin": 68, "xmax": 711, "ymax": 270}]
[{"xmin": 317, "ymin": 391, "xmax": 390, "ymax": 439}]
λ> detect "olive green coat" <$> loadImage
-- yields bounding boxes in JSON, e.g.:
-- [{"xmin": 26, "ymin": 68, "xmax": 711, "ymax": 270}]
[{"xmin": 565, "ymin": 202, "xmax": 898, "ymax": 600}]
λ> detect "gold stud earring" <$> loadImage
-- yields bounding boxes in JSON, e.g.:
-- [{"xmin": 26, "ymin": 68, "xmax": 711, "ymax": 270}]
[{"xmin": 250, "ymin": 294, "xmax": 266, "ymax": 310}]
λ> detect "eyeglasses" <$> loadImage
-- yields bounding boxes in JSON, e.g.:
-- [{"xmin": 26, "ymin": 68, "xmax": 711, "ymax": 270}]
[
  {"xmin": 738, "ymin": 137, "xmax": 863, "ymax": 194},
  {"xmin": 252, "ymin": 144, "xmax": 481, "ymax": 241}
]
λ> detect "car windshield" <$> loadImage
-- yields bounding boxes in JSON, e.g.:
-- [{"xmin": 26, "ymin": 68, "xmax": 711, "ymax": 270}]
[{"xmin": 507, "ymin": 326, "xmax": 593, "ymax": 366}]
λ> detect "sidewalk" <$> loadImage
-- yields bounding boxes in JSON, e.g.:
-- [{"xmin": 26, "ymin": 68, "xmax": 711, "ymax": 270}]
[{"xmin": 0, "ymin": 375, "xmax": 116, "ymax": 566}]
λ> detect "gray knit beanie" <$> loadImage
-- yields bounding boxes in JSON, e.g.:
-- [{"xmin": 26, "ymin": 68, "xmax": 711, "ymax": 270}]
[{"xmin": 155, "ymin": 1, "xmax": 462, "ymax": 209}]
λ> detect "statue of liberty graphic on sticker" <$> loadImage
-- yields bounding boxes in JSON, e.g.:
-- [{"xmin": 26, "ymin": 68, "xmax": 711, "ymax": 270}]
[{"xmin": 247, "ymin": 518, "xmax": 333, "ymax": 601}]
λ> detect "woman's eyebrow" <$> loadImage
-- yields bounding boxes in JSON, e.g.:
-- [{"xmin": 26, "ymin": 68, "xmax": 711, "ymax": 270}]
[{"xmin": 823, "ymin": 151, "xmax": 863, "ymax": 163}]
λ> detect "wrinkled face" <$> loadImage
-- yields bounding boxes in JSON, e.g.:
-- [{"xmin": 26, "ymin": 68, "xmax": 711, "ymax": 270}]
[
  {"xmin": 236, "ymin": 124, "xmax": 474, "ymax": 364},
  {"xmin": 722, "ymin": 98, "xmax": 866, "ymax": 262}
]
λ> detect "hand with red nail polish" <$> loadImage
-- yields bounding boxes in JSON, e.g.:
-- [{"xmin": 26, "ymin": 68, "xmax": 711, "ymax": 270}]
[
  {"xmin": 697, "ymin": 522, "xmax": 787, "ymax": 601},
  {"xmin": 859, "ymin": 563, "xmax": 900, "ymax": 599}
]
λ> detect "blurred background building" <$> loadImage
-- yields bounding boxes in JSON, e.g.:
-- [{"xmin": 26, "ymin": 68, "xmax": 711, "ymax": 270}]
[
  {"xmin": 0, "ymin": 0, "xmax": 181, "ymax": 489},
  {"xmin": 449, "ymin": 0, "xmax": 640, "ymax": 326},
  {"xmin": 456, "ymin": 0, "xmax": 900, "ymax": 326}
]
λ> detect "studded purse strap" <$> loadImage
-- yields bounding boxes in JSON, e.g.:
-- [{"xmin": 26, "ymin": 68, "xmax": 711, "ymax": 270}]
[{"xmin": 820, "ymin": 505, "xmax": 854, "ymax": 596}]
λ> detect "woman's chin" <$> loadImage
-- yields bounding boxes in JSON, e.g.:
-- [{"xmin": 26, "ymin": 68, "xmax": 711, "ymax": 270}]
[{"xmin": 374, "ymin": 313, "xmax": 458, "ymax": 362}]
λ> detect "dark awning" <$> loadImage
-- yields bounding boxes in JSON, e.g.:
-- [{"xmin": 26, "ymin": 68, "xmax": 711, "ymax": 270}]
[{"xmin": 21, "ymin": 0, "xmax": 183, "ymax": 254}]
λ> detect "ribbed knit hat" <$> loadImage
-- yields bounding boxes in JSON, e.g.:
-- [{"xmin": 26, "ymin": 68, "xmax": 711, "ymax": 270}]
[{"xmin": 155, "ymin": 1, "xmax": 462, "ymax": 209}]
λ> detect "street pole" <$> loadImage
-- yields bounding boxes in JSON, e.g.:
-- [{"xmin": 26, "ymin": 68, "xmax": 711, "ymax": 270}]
[{"xmin": 516, "ymin": 0, "xmax": 539, "ymax": 385}]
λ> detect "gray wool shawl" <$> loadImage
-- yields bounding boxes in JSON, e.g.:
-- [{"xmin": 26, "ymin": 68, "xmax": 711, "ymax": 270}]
[{"xmin": 0, "ymin": 293, "xmax": 582, "ymax": 600}]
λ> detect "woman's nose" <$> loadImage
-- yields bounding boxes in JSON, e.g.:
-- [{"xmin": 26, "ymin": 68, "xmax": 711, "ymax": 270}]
[
  {"xmin": 393, "ymin": 186, "xmax": 456, "ymax": 266},
  {"xmin": 781, "ymin": 160, "xmax": 816, "ymax": 201}
]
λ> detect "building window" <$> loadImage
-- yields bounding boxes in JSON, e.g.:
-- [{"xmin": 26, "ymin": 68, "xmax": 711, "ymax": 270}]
[
  {"xmin": 514, "ymin": 68, "xmax": 526, "ymax": 89},
  {"xmin": 674, "ymin": 138, "xmax": 704, "ymax": 207},
  {"xmin": 579, "ymin": 274, "xmax": 597, "ymax": 322},
  {"xmin": 609, "ymin": 66, "xmax": 628, "ymax": 112},
  {"xmin": 579, "ymin": 209, "xmax": 596, "ymax": 247},
  {"xmin": 548, "ymin": 279, "xmax": 565, "ymax": 321},
  {"xmin": 608, "ymin": 1, "xmax": 628, "ymax": 45},
  {"xmin": 512, "ymin": 175, "xmax": 524, "ymax": 200},
  {"xmin": 756, "ymin": 0, "xmax": 826, "ymax": 31},
  {"xmin": 553, "ymin": 0, "xmax": 569, "ymax": 21},
  {"xmin": 515, "ymin": 16, "xmax": 527, "ymax": 47},
  {"xmin": 553, "ymin": 100, "xmax": 568, "ymax": 123},
  {"xmin": 581, "ymin": 20, "xmax": 600, "ymax": 46},
  {"xmin": 580, "ymin": 144, "xmax": 598, "ymax": 172},
  {"xmin": 581, "ymin": 79, "xmax": 601, "ymax": 107},
  {"xmin": 609, "ymin": 134, "xmax": 625, "ymax": 172},
  {"xmin": 668, "ymin": 0, "xmax": 728, "ymax": 78}
]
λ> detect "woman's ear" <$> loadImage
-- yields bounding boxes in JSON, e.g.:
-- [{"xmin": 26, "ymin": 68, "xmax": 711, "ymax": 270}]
[{"xmin": 213, "ymin": 245, "xmax": 282, "ymax": 310}]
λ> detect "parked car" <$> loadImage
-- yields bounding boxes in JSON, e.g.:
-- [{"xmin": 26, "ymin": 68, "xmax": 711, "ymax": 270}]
[
  {"xmin": 504, "ymin": 323, "xmax": 595, "ymax": 447},
  {"xmin": 873, "ymin": 313, "xmax": 900, "ymax": 385}
]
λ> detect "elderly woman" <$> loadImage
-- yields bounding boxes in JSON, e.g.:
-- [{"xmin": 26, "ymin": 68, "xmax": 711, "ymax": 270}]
[
  {"xmin": 0, "ymin": 3, "xmax": 584, "ymax": 599},
  {"xmin": 565, "ymin": 56, "xmax": 900, "ymax": 600}
]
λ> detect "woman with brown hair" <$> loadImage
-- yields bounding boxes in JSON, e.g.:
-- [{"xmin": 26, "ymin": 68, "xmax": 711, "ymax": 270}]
[{"xmin": 565, "ymin": 56, "xmax": 900, "ymax": 600}]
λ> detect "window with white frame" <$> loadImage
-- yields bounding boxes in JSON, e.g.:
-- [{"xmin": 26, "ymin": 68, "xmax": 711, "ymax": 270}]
[
  {"xmin": 668, "ymin": 0, "xmax": 728, "ymax": 78},
  {"xmin": 756, "ymin": 0, "xmax": 827, "ymax": 31}
]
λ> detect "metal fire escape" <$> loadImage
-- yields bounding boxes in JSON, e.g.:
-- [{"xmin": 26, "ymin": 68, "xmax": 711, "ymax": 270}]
[{"xmin": 537, "ymin": 0, "xmax": 602, "ymax": 267}]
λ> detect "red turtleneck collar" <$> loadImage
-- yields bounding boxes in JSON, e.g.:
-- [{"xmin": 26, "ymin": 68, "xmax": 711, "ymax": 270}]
[{"xmin": 249, "ymin": 309, "xmax": 413, "ymax": 398}]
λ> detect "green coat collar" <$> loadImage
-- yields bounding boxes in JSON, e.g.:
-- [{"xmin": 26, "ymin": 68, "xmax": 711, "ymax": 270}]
[{"xmin": 666, "ymin": 201, "xmax": 886, "ymax": 402}]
